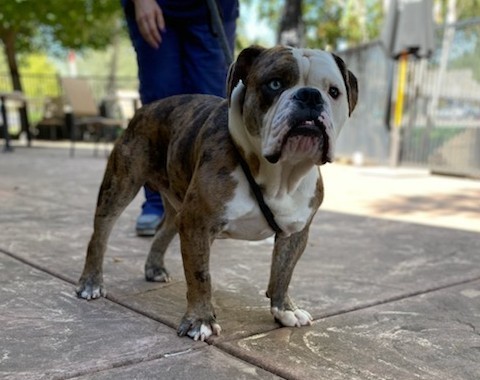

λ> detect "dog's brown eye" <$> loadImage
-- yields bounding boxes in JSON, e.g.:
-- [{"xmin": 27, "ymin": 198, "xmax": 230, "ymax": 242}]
[
  {"xmin": 328, "ymin": 86, "xmax": 340, "ymax": 99},
  {"xmin": 268, "ymin": 79, "xmax": 283, "ymax": 91}
]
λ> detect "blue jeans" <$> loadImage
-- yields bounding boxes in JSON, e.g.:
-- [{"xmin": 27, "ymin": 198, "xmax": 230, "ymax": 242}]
[
  {"xmin": 131, "ymin": 21, "xmax": 236, "ymax": 103},
  {"xmin": 125, "ymin": 9, "xmax": 236, "ymax": 216}
]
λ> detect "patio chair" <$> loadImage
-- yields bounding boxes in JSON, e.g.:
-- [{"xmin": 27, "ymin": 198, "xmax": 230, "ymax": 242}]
[{"xmin": 61, "ymin": 77, "xmax": 122, "ymax": 157}]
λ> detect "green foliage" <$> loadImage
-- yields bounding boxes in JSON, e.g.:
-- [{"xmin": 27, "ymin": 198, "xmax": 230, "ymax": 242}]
[
  {"xmin": 244, "ymin": 0, "xmax": 383, "ymax": 50},
  {"xmin": 0, "ymin": 0, "xmax": 123, "ymax": 54},
  {"xmin": 245, "ymin": 0, "xmax": 480, "ymax": 50},
  {"xmin": 20, "ymin": 54, "xmax": 60, "ymax": 98},
  {"xmin": 435, "ymin": 0, "xmax": 480, "ymax": 22},
  {"xmin": 76, "ymin": 37, "xmax": 138, "ymax": 81},
  {"xmin": 20, "ymin": 54, "xmax": 57, "ymax": 75},
  {"xmin": 0, "ymin": 49, "xmax": 7, "ymax": 72},
  {"xmin": 305, "ymin": 0, "xmax": 384, "ymax": 49},
  {"xmin": 448, "ymin": 25, "xmax": 480, "ymax": 82}
]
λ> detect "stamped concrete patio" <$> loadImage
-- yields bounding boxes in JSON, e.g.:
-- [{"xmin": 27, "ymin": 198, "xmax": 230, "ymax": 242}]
[{"xmin": 1, "ymin": 142, "xmax": 479, "ymax": 380}]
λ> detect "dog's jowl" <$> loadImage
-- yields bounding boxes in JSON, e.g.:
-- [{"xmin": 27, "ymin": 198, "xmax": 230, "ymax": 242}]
[{"xmin": 76, "ymin": 45, "xmax": 358, "ymax": 341}]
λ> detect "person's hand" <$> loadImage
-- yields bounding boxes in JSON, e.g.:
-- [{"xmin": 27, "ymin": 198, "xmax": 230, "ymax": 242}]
[{"xmin": 132, "ymin": 0, "xmax": 166, "ymax": 49}]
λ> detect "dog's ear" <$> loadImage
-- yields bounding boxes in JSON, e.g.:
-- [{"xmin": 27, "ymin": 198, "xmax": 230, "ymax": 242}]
[
  {"xmin": 331, "ymin": 53, "xmax": 358, "ymax": 116},
  {"xmin": 227, "ymin": 45, "xmax": 266, "ymax": 104}
]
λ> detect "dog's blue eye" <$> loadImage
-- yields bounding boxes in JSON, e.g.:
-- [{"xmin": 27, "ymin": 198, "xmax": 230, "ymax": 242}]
[
  {"xmin": 329, "ymin": 86, "xmax": 340, "ymax": 99},
  {"xmin": 268, "ymin": 79, "xmax": 283, "ymax": 91}
]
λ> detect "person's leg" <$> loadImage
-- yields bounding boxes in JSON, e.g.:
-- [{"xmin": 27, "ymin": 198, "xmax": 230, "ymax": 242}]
[
  {"xmin": 135, "ymin": 187, "xmax": 164, "ymax": 236},
  {"xmin": 125, "ymin": 9, "xmax": 184, "ymax": 102},
  {"xmin": 182, "ymin": 20, "xmax": 236, "ymax": 97},
  {"xmin": 125, "ymin": 16, "xmax": 183, "ymax": 235}
]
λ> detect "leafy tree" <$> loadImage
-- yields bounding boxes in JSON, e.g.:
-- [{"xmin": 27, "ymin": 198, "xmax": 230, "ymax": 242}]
[
  {"xmin": 248, "ymin": 0, "xmax": 480, "ymax": 50},
  {"xmin": 0, "ymin": 0, "xmax": 122, "ymax": 92},
  {"xmin": 248, "ymin": 0, "xmax": 383, "ymax": 50},
  {"xmin": 435, "ymin": 0, "xmax": 480, "ymax": 22},
  {"xmin": 430, "ymin": 1, "xmax": 480, "ymax": 81},
  {"xmin": 75, "ymin": 38, "xmax": 137, "ymax": 79},
  {"xmin": 18, "ymin": 54, "xmax": 59, "ymax": 98}
]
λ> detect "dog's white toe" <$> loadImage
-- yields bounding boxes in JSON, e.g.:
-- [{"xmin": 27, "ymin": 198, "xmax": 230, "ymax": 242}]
[
  {"xmin": 294, "ymin": 309, "xmax": 313, "ymax": 325},
  {"xmin": 76, "ymin": 284, "xmax": 106, "ymax": 300},
  {"xmin": 271, "ymin": 307, "xmax": 313, "ymax": 327},
  {"xmin": 187, "ymin": 322, "xmax": 221, "ymax": 341}
]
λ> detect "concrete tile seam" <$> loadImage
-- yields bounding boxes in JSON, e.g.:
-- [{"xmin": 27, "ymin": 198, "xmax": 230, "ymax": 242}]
[
  {"xmin": 57, "ymin": 347, "xmax": 206, "ymax": 380},
  {"xmin": 0, "ymin": 246, "xmax": 284, "ymax": 379},
  {"xmin": 0, "ymin": 245, "xmax": 283, "ymax": 366},
  {"xmin": 0, "ymin": 246, "xmax": 74, "ymax": 285},
  {"xmin": 0, "ymin": 247, "xmax": 183, "ymax": 332},
  {"xmin": 218, "ymin": 343, "xmax": 292, "ymax": 380},
  {"xmin": 0, "ymin": 245, "xmax": 272, "ymax": 343},
  {"xmin": 2, "ymin": 244, "xmax": 480, "ymax": 332},
  {"xmin": 210, "ymin": 274, "xmax": 480, "ymax": 372},
  {"xmin": 2, "ymin": 245, "xmax": 480, "ymax": 380},
  {"xmin": 105, "ymin": 293, "xmax": 179, "ymax": 331},
  {"xmin": 311, "ymin": 274, "xmax": 480, "ymax": 323}
]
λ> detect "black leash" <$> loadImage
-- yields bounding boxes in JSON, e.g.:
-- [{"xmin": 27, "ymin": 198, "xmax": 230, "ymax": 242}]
[
  {"xmin": 232, "ymin": 142, "xmax": 283, "ymax": 235},
  {"xmin": 206, "ymin": 0, "xmax": 234, "ymax": 66},
  {"xmin": 207, "ymin": 1, "xmax": 279, "ymax": 233}
]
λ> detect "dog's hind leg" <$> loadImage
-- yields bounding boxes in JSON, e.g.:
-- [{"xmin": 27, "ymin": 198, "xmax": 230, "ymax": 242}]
[
  {"xmin": 144, "ymin": 197, "xmax": 178, "ymax": 282},
  {"xmin": 76, "ymin": 146, "xmax": 145, "ymax": 300},
  {"xmin": 267, "ymin": 227, "xmax": 313, "ymax": 327}
]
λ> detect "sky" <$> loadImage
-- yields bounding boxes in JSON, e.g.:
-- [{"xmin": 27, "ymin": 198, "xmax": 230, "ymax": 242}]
[{"xmin": 240, "ymin": 2, "xmax": 276, "ymax": 45}]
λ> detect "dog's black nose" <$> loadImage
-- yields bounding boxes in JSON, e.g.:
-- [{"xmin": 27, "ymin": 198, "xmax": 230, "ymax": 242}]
[{"xmin": 293, "ymin": 87, "xmax": 323, "ymax": 108}]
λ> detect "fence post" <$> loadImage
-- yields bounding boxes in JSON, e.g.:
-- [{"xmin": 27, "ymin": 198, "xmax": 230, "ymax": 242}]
[
  {"xmin": 1, "ymin": 94, "xmax": 13, "ymax": 152},
  {"xmin": 389, "ymin": 52, "xmax": 408, "ymax": 167}
]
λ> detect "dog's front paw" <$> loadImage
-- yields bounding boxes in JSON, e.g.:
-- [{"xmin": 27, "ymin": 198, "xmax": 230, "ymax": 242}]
[
  {"xmin": 271, "ymin": 307, "xmax": 313, "ymax": 327},
  {"xmin": 145, "ymin": 266, "xmax": 171, "ymax": 282},
  {"xmin": 76, "ymin": 277, "xmax": 106, "ymax": 300},
  {"xmin": 177, "ymin": 313, "xmax": 222, "ymax": 341}
]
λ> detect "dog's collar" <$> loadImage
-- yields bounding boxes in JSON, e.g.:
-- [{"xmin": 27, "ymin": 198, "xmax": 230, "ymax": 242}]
[{"xmin": 231, "ymin": 141, "xmax": 283, "ymax": 235}]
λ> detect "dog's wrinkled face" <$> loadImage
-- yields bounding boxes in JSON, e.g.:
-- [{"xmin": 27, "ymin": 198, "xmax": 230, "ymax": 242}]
[{"xmin": 228, "ymin": 46, "xmax": 358, "ymax": 165}]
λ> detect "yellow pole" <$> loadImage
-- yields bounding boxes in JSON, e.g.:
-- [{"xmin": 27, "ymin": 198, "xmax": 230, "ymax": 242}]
[
  {"xmin": 394, "ymin": 52, "xmax": 408, "ymax": 128},
  {"xmin": 390, "ymin": 52, "xmax": 408, "ymax": 167}
]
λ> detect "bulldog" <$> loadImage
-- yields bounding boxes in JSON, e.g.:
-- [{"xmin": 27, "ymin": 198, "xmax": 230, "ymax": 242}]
[{"xmin": 76, "ymin": 45, "xmax": 358, "ymax": 341}]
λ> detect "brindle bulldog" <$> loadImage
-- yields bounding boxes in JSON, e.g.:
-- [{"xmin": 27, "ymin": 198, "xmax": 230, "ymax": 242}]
[{"xmin": 76, "ymin": 45, "xmax": 358, "ymax": 341}]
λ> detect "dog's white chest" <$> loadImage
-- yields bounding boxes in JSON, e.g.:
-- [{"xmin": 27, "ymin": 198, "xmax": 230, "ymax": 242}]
[
  {"xmin": 219, "ymin": 167, "xmax": 318, "ymax": 240},
  {"xmin": 219, "ymin": 168, "xmax": 272, "ymax": 240}
]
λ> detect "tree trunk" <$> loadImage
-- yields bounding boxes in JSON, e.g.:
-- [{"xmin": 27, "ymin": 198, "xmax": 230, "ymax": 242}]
[
  {"xmin": 2, "ymin": 29, "xmax": 22, "ymax": 92},
  {"xmin": 277, "ymin": 0, "xmax": 304, "ymax": 47}
]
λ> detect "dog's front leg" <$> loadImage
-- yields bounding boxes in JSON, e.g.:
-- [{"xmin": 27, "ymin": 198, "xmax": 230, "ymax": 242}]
[
  {"xmin": 267, "ymin": 227, "xmax": 313, "ymax": 327},
  {"xmin": 176, "ymin": 213, "xmax": 220, "ymax": 341}
]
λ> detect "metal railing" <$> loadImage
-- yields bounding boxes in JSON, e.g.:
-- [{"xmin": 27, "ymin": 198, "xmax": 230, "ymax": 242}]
[
  {"xmin": 0, "ymin": 73, "xmax": 138, "ymax": 138},
  {"xmin": 338, "ymin": 18, "xmax": 480, "ymax": 177},
  {"xmin": 337, "ymin": 41, "xmax": 391, "ymax": 165}
]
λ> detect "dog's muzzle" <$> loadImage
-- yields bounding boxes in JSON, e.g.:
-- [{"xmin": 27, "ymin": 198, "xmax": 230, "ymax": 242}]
[{"xmin": 266, "ymin": 88, "xmax": 331, "ymax": 164}]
